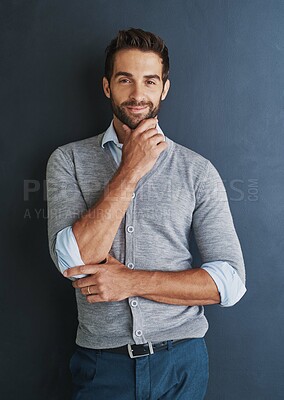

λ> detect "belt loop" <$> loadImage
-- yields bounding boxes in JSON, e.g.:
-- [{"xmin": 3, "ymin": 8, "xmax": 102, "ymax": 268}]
[
  {"xmin": 95, "ymin": 349, "xmax": 102, "ymax": 356},
  {"xmin": 167, "ymin": 340, "xmax": 173, "ymax": 351}
]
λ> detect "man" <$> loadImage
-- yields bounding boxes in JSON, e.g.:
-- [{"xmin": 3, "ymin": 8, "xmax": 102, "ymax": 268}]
[{"xmin": 46, "ymin": 28, "xmax": 246, "ymax": 400}]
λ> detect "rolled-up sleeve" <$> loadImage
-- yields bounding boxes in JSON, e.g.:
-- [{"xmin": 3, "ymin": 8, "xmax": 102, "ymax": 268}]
[
  {"xmin": 193, "ymin": 160, "xmax": 246, "ymax": 305},
  {"xmin": 46, "ymin": 147, "xmax": 88, "ymax": 275},
  {"xmin": 55, "ymin": 226, "xmax": 87, "ymax": 280},
  {"xmin": 201, "ymin": 261, "xmax": 246, "ymax": 307}
]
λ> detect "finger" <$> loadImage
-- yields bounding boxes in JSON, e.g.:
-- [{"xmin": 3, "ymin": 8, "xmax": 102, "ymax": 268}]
[
  {"xmin": 63, "ymin": 264, "xmax": 86, "ymax": 278},
  {"xmin": 155, "ymin": 141, "xmax": 168, "ymax": 151},
  {"xmin": 106, "ymin": 254, "xmax": 125, "ymax": 266},
  {"xmin": 140, "ymin": 129, "xmax": 160, "ymax": 140},
  {"xmin": 63, "ymin": 264, "xmax": 100, "ymax": 278},
  {"xmin": 122, "ymin": 124, "xmax": 132, "ymax": 135},
  {"xmin": 86, "ymin": 294, "xmax": 105, "ymax": 304},
  {"xmin": 148, "ymin": 133, "xmax": 166, "ymax": 145},
  {"xmin": 81, "ymin": 284, "xmax": 97, "ymax": 295},
  {"xmin": 106, "ymin": 254, "xmax": 119, "ymax": 262},
  {"xmin": 72, "ymin": 276, "xmax": 95, "ymax": 288},
  {"xmin": 134, "ymin": 118, "xmax": 159, "ymax": 134}
]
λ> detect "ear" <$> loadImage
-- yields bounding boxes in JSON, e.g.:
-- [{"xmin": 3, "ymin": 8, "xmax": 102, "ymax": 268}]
[
  {"xmin": 102, "ymin": 77, "xmax": 111, "ymax": 98},
  {"xmin": 161, "ymin": 79, "xmax": 170, "ymax": 101}
]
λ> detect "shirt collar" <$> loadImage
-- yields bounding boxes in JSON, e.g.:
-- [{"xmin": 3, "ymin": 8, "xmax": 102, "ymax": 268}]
[{"xmin": 101, "ymin": 119, "xmax": 165, "ymax": 148}]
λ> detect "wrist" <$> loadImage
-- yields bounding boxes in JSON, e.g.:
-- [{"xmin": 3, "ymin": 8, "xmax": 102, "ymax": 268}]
[
  {"xmin": 117, "ymin": 163, "xmax": 141, "ymax": 185},
  {"xmin": 129, "ymin": 269, "xmax": 157, "ymax": 297}
]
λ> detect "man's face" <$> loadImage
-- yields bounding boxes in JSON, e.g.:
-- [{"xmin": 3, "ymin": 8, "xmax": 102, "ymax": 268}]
[{"xmin": 103, "ymin": 49, "xmax": 170, "ymax": 129}]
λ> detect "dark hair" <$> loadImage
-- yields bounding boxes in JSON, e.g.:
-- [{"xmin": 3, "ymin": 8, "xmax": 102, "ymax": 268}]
[{"xmin": 104, "ymin": 28, "xmax": 169, "ymax": 85}]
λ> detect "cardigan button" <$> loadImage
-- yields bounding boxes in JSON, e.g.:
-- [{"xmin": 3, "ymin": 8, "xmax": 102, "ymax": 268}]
[{"xmin": 131, "ymin": 300, "xmax": 138, "ymax": 307}]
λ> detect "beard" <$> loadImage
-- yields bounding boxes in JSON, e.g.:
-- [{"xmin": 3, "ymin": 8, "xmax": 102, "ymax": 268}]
[{"xmin": 110, "ymin": 91, "xmax": 162, "ymax": 129}]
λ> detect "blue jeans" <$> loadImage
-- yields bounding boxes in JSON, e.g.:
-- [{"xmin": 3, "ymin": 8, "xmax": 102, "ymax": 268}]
[{"xmin": 70, "ymin": 338, "xmax": 209, "ymax": 400}]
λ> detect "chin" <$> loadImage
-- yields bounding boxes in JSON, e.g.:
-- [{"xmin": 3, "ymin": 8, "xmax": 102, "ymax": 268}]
[
  {"xmin": 129, "ymin": 117, "xmax": 148, "ymax": 129},
  {"xmin": 125, "ymin": 121, "xmax": 140, "ymax": 130},
  {"xmin": 121, "ymin": 115, "xmax": 143, "ymax": 129}
]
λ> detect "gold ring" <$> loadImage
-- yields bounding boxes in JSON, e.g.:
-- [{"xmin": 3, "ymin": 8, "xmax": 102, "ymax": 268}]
[{"xmin": 87, "ymin": 286, "xmax": 91, "ymax": 295}]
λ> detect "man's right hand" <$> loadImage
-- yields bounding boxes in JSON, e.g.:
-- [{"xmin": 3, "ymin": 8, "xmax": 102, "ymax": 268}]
[{"xmin": 119, "ymin": 117, "xmax": 168, "ymax": 182}]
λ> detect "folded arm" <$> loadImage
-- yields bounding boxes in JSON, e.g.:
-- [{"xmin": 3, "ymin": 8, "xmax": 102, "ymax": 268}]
[
  {"xmin": 63, "ymin": 255, "xmax": 220, "ymax": 306},
  {"xmin": 47, "ymin": 132, "xmax": 246, "ymax": 307},
  {"xmin": 57, "ymin": 227, "xmax": 245, "ymax": 306},
  {"xmin": 57, "ymin": 156, "xmax": 246, "ymax": 306}
]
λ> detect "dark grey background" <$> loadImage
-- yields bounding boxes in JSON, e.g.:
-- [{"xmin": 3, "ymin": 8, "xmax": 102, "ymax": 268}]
[{"xmin": 1, "ymin": 0, "xmax": 283, "ymax": 399}]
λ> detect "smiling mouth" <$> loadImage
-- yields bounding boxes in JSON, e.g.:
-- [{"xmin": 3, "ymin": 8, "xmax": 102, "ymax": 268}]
[{"xmin": 126, "ymin": 106, "xmax": 148, "ymax": 113}]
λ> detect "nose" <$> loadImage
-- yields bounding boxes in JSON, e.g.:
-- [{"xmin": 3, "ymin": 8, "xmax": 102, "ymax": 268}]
[{"xmin": 129, "ymin": 83, "xmax": 146, "ymax": 103}]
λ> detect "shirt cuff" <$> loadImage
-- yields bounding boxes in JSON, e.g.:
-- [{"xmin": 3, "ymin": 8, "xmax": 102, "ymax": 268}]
[
  {"xmin": 55, "ymin": 225, "xmax": 87, "ymax": 279},
  {"xmin": 201, "ymin": 261, "xmax": 247, "ymax": 307}
]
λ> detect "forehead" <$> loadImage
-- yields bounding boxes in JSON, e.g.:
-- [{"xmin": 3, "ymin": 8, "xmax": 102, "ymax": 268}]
[{"xmin": 112, "ymin": 49, "xmax": 163, "ymax": 77}]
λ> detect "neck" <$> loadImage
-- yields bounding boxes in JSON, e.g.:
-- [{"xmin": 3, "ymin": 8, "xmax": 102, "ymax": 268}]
[{"xmin": 113, "ymin": 116, "xmax": 127, "ymax": 144}]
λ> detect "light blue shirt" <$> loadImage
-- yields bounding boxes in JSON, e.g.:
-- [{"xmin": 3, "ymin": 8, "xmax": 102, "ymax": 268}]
[{"xmin": 55, "ymin": 120, "xmax": 246, "ymax": 307}]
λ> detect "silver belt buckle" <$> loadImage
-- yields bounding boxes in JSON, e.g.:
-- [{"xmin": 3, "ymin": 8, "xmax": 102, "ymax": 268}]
[{"xmin": 127, "ymin": 342, "xmax": 154, "ymax": 358}]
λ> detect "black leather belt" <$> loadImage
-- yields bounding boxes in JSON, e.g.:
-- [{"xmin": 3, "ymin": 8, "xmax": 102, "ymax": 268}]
[{"xmin": 101, "ymin": 339, "xmax": 191, "ymax": 358}]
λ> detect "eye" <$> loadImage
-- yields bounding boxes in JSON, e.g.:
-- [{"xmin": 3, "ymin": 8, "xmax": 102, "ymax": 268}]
[
  {"xmin": 119, "ymin": 78, "xmax": 131, "ymax": 83},
  {"xmin": 147, "ymin": 81, "xmax": 156, "ymax": 85}
]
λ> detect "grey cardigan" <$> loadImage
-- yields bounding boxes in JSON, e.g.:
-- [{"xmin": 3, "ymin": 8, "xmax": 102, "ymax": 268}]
[{"xmin": 46, "ymin": 131, "xmax": 245, "ymax": 349}]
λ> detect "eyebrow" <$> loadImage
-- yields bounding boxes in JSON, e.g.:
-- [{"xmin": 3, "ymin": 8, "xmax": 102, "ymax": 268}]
[{"xmin": 114, "ymin": 71, "xmax": 161, "ymax": 81}]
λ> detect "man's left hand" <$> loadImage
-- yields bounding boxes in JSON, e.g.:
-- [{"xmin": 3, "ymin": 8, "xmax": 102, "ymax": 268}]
[{"xmin": 63, "ymin": 254, "xmax": 133, "ymax": 303}]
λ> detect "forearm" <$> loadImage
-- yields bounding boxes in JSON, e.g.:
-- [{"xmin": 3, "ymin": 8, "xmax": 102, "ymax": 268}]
[
  {"xmin": 132, "ymin": 268, "xmax": 221, "ymax": 306},
  {"xmin": 72, "ymin": 166, "xmax": 138, "ymax": 264},
  {"xmin": 65, "ymin": 258, "xmax": 221, "ymax": 305}
]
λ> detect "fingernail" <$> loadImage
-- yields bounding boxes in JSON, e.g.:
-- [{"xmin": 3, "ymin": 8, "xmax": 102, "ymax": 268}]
[{"xmin": 63, "ymin": 270, "xmax": 67, "ymax": 277}]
